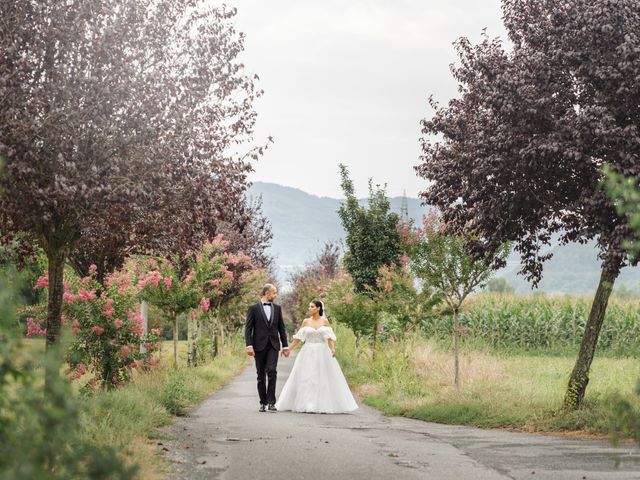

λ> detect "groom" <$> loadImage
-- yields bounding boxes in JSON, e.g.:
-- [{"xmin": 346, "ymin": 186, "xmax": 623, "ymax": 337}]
[{"xmin": 245, "ymin": 284, "xmax": 289, "ymax": 412}]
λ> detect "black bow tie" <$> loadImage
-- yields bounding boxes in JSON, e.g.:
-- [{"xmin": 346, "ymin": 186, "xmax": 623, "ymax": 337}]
[{"xmin": 262, "ymin": 302, "xmax": 272, "ymax": 306}]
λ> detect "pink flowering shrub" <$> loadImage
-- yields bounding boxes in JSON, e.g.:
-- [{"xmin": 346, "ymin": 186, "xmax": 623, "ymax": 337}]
[
  {"xmin": 57, "ymin": 265, "xmax": 162, "ymax": 390},
  {"xmin": 136, "ymin": 236, "xmax": 251, "ymax": 322},
  {"xmin": 135, "ymin": 236, "xmax": 258, "ymax": 366},
  {"xmin": 26, "ymin": 317, "xmax": 47, "ymax": 337}
]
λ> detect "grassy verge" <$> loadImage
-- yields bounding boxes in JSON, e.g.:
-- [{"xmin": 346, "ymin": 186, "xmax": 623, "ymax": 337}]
[
  {"xmin": 334, "ymin": 324, "xmax": 640, "ymax": 438},
  {"xmin": 13, "ymin": 339, "xmax": 248, "ymax": 479},
  {"xmin": 86, "ymin": 340, "xmax": 247, "ymax": 478}
]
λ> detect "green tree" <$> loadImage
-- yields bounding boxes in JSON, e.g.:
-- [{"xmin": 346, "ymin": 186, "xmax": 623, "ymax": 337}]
[
  {"xmin": 485, "ymin": 277, "xmax": 515, "ymax": 295},
  {"xmin": 410, "ymin": 213, "xmax": 510, "ymax": 388},
  {"xmin": 605, "ymin": 165, "xmax": 640, "ymax": 261},
  {"xmin": 605, "ymin": 167, "xmax": 640, "ymax": 445},
  {"xmin": 325, "ymin": 271, "xmax": 376, "ymax": 350},
  {"xmin": 337, "ymin": 164, "xmax": 403, "ymax": 351}
]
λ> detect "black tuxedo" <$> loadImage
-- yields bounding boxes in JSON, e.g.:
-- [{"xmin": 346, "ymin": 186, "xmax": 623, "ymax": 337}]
[{"xmin": 244, "ymin": 302, "xmax": 288, "ymax": 405}]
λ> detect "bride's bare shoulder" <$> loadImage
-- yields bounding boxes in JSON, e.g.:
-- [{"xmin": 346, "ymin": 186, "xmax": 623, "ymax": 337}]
[
  {"xmin": 300, "ymin": 318, "xmax": 311, "ymax": 326},
  {"xmin": 322, "ymin": 317, "xmax": 330, "ymax": 327}
]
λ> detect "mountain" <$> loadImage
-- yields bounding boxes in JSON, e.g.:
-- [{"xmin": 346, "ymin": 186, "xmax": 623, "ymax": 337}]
[{"xmin": 247, "ymin": 182, "xmax": 640, "ymax": 294}]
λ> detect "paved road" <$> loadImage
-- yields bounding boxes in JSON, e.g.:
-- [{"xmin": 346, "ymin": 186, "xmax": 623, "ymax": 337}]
[{"xmin": 163, "ymin": 353, "xmax": 640, "ymax": 480}]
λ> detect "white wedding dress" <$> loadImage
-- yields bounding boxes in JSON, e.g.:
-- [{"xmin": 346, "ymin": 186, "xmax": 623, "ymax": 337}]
[{"xmin": 275, "ymin": 326, "xmax": 358, "ymax": 414}]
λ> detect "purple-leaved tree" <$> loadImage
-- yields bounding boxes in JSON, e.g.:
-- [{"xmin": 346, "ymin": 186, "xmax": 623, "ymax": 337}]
[
  {"xmin": 0, "ymin": 1, "xmax": 264, "ymax": 385},
  {"xmin": 416, "ymin": 0, "xmax": 640, "ymax": 409}
]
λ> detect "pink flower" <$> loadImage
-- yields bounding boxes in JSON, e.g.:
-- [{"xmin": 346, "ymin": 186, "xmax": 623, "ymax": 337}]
[
  {"xmin": 91, "ymin": 326, "xmax": 105, "ymax": 335},
  {"xmin": 184, "ymin": 273, "xmax": 192, "ymax": 285},
  {"xmin": 130, "ymin": 361, "xmax": 138, "ymax": 369},
  {"xmin": 151, "ymin": 328, "xmax": 161, "ymax": 336},
  {"xmin": 78, "ymin": 288, "xmax": 96, "ymax": 302},
  {"xmin": 399, "ymin": 255, "xmax": 410, "ymax": 266},
  {"xmin": 200, "ymin": 297, "xmax": 211, "ymax": 312},
  {"xmin": 70, "ymin": 363, "xmax": 87, "ymax": 380},
  {"xmin": 120, "ymin": 345, "xmax": 131, "ymax": 358},
  {"xmin": 112, "ymin": 376, "xmax": 118, "ymax": 383},
  {"xmin": 135, "ymin": 270, "xmax": 162, "ymax": 290},
  {"xmin": 26, "ymin": 317, "xmax": 46, "ymax": 336},
  {"xmin": 163, "ymin": 277, "xmax": 173, "ymax": 288},
  {"xmin": 126, "ymin": 311, "xmax": 143, "ymax": 324},
  {"xmin": 114, "ymin": 318, "xmax": 123, "ymax": 328},
  {"xmin": 63, "ymin": 292, "xmax": 78, "ymax": 304},
  {"xmin": 89, "ymin": 264, "xmax": 98, "ymax": 274},
  {"xmin": 131, "ymin": 325, "xmax": 144, "ymax": 335},
  {"xmin": 210, "ymin": 279, "xmax": 221, "ymax": 287},
  {"xmin": 34, "ymin": 276, "xmax": 49, "ymax": 289},
  {"xmin": 81, "ymin": 276, "xmax": 91, "ymax": 284},
  {"xmin": 102, "ymin": 298, "xmax": 115, "ymax": 318},
  {"xmin": 71, "ymin": 319, "xmax": 81, "ymax": 334},
  {"xmin": 224, "ymin": 270, "xmax": 234, "ymax": 281}
]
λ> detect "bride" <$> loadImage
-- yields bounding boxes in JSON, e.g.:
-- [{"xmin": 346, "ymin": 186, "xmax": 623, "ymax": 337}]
[{"xmin": 275, "ymin": 300, "xmax": 358, "ymax": 414}]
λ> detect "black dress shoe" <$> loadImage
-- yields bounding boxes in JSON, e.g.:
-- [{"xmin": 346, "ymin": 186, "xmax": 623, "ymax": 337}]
[
  {"xmin": 259, "ymin": 404, "xmax": 266, "ymax": 412},
  {"xmin": 267, "ymin": 404, "xmax": 277, "ymax": 412}
]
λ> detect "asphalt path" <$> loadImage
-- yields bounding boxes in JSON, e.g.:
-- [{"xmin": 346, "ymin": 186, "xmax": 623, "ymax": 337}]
[{"xmin": 162, "ymin": 352, "xmax": 640, "ymax": 480}]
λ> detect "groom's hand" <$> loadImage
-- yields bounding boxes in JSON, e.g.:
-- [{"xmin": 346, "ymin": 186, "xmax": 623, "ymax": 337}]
[
  {"xmin": 281, "ymin": 349, "xmax": 290, "ymax": 358},
  {"xmin": 246, "ymin": 346, "xmax": 255, "ymax": 357}
]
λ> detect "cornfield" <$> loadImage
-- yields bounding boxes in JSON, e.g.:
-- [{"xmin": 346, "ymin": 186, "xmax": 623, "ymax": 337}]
[{"xmin": 423, "ymin": 293, "xmax": 640, "ymax": 353}]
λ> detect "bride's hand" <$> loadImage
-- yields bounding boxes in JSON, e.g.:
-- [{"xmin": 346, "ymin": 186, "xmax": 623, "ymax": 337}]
[{"xmin": 330, "ymin": 348, "xmax": 336, "ymax": 357}]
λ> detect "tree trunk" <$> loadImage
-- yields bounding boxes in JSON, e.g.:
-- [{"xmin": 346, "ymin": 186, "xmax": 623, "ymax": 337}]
[
  {"xmin": 563, "ymin": 263, "xmax": 619, "ymax": 410},
  {"xmin": 44, "ymin": 247, "xmax": 66, "ymax": 388},
  {"xmin": 212, "ymin": 325, "xmax": 219, "ymax": 359},
  {"xmin": 187, "ymin": 314, "xmax": 195, "ymax": 367},
  {"xmin": 453, "ymin": 307, "xmax": 460, "ymax": 389},
  {"xmin": 210, "ymin": 319, "xmax": 218, "ymax": 359},
  {"xmin": 196, "ymin": 316, "xmax": 202, "ymax": 363},
  {"xmin": 172, "ymin": 314, "xmax": 179, "ymax": 368},
  {"xmin": 219, "ymin": 323, "xmax": 225, "ymax": 355}
]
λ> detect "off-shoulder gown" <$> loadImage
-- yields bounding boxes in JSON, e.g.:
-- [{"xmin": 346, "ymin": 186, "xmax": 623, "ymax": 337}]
[{"xmin": 275, "ymin": 326, "xmax": 358, "ymax": 413}]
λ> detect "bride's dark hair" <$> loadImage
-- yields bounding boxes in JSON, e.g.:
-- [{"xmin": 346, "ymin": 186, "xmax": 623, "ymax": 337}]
[{"xmin": 312, "ymin": 299, "xmax": 324, "ymax": 316}]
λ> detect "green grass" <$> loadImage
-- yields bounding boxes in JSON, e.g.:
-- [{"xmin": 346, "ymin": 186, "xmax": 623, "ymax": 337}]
[
  {"xmin": 14, "ymin": 338, "xmax": 248, "ymax": 479},
  {"xmin": 334, "ymin": 324, "xmax": 640, "ymax": 437}
]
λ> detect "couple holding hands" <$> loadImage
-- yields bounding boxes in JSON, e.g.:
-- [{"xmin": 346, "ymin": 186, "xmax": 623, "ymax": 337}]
[{"xmin": 245, "ymin": 284, "xmax": 358, "ymax": 414}]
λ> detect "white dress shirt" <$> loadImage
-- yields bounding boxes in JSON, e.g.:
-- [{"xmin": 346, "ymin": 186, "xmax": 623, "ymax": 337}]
[{"xmin": 262, "ymin": 302, "xmax": 272, "ymax": 322}]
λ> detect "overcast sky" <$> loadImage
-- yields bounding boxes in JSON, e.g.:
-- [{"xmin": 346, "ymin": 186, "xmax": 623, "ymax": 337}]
[{"xmin": 232, "ymin": 0, "xmax": 507, "ymax": 199}]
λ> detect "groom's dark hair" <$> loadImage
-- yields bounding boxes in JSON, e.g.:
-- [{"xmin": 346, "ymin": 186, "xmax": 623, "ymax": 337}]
[
  {"xmin": 261, "ymin": 283, "xmax": 276, "ymax": 296},
  {"xmin": 312, "ymin": 300, "xmax": 324, "ymax": 316}
]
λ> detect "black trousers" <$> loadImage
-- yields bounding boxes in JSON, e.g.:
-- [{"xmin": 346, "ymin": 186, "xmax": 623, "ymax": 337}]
[{"xmin": 254, "ymin": 343, "xmax": 279, "ymax": 405}]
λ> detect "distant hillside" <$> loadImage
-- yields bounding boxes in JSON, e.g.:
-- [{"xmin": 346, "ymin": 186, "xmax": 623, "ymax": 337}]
[
  {"xmin": 247, "ymin": 182, "xmax": 640, "ymax": 294},
  {"xmin": 247, "ymin": 182, "xmax": 432, "ymax": 279}
]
